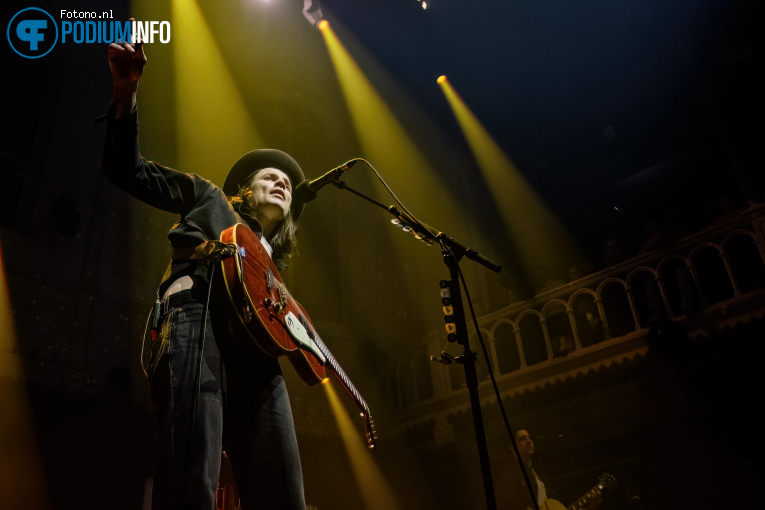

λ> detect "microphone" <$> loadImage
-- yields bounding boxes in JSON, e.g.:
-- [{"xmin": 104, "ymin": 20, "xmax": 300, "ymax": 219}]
[{"xmin": 294, "ymin": 159, "xmax": 359, "ymax": 203}]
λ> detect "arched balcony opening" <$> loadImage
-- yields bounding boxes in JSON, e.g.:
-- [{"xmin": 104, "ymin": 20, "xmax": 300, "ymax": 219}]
[
  {"xmin": 628, "ymin": 269, "xmax": 664, "ymax": 326},
  {"xmin": 472, "ymin": 330, "xmax": 494, "ymax": 383},
  {"xmin": 544, "ymin": 302, "xmax": 574, "ymax": 358},
  {"xmin": 493, "ymin": 322, "xmax": 521, "ymax": 374},
  {"xmin": 572, "ymin": 292, "xmax": 606, "ymax": 347},
  {"xmin": 692, "ymin": 245, "xmax": 735, "ymax": 304},
  {"xmin": 658, "ymin": 257, "xmax": 696, "ymax": 316},
  {"xmin": 600, "ymin": 280, "xmax": 636, "ymax": 337},
  {"xmin": 517, "ymin": 312, "xmax": 547, "ymax": 366},
  {"xmin": 724, "ymin": 233, "xmax": 765, "ymax": 294}
]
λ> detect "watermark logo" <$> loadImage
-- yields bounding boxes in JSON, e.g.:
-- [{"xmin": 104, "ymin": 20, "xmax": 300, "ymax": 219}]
[
  {"xmin": 7, "ymin": 7, "xmax": 58, "ymax": 59},
  {"xmin": 7, "ymin": 8, "xmax": 171, "ymax": 59}
]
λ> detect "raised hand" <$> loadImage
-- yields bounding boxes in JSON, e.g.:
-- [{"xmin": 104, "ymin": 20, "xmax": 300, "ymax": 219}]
[
  {"xmin": 108, "ymin": 19, "xmax": 146, "ymax": 85},
  {"xmin": 107, "ymin": 18, "xmax": 146, "ymax": 117},
  {"xmin": 108, "ymin": 41, "xmax": 146, "ymax": 85}
]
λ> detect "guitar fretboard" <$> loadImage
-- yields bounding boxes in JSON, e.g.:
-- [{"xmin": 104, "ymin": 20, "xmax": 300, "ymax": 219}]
[{"xmin": 281, "ymin": 288, "xmax": 369, "ymax": 414}]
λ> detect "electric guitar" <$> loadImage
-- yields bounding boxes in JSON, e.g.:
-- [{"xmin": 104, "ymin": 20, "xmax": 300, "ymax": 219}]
[
  {"xmin": 541, "ymin": 472, "xmax": 617, "ymax": 510},
  {"xmin": 219, "ymin": 223, "xmax": 376, "ymax": 448}
]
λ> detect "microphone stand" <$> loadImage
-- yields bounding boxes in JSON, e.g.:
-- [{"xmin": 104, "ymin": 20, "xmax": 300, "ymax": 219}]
[{"xmin": 331, "ymin": 179, "xmax": 502, "ymax": 510}]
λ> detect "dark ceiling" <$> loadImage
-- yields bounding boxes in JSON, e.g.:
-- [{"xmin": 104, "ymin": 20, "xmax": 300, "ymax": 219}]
[{"xmin": 322, "ymin": 0, "xmax": 759, "ymax": 220}]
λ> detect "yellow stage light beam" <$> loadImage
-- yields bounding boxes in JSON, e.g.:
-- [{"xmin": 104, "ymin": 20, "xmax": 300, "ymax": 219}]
[
  {"xmin": 171, "ymin": 0, "xmax": 264, "ymax": 180},
  {"xmin": 322, "ymin": 378, "xmax": 401, "ymax": 510},
  {"xmin": 318, "ymin": 21, "xmax": 505, "ymax": 344},
  {"xmin": 0, "ymin": 241, "xmax": 49, "ymax": 508},
  {"xmin": 318, "ymin": 22, "xmax": 471, "ymax": 231},
  {"xmin": 119, "ymin": 0, "xmax": 264, "ymax": 299},
  {"xmin": 438, "ymin": 75, "xmax": 586, "ymax": 283}
]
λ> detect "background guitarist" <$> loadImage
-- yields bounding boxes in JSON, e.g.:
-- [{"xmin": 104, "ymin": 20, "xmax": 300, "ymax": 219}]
[
  {"xmin": 103, "ymin": 34, "xmax": 311, "ymax": 510},
  {"xmin": 506, "ymin": 429, "xmax": 603, "ymax": 510}
]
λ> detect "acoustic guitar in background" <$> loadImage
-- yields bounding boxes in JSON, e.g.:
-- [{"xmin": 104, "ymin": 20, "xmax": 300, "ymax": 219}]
[{"xmin": 540, "ymin": 472, "xmax": 617, "ymax": 510}]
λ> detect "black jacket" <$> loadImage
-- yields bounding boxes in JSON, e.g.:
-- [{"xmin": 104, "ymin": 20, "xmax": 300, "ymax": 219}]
[{"xmin": 101, "ymin": 106, "xmax": 264, "ymax": 293}]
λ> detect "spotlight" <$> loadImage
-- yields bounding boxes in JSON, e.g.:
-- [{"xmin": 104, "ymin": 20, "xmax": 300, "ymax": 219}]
[
  {"xmin": 437, "ymin": 75, "xmax": 447, "ymax": 85},
  {"xmin": 318, "ymin": 19, "xmax": 329, "ymax": 31},
  {"xmin": 422, "ymin": 1, "xmax": 429, "ymax": 9},
  {"xmin": 302, "ymin": 0, "xmax": 325, "ymax": 28}
]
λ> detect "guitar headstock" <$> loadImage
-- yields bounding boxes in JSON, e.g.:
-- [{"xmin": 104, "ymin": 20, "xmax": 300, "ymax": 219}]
[
  {"xmin": 362, "ymin": 412, "xmax": 378, "ymax": 450},
  {"xmin": 596, "ymin": 472, "xmax": 617, "ymax": 491}
]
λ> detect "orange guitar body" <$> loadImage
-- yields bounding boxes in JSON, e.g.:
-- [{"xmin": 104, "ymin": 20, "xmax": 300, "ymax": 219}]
[{"xmin": 220, "ymin": 223, "xmax": 325, "ymax": 385}]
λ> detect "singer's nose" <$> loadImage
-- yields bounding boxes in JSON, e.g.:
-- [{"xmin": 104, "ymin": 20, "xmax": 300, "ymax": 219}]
[{"xmin": 275, "ymin": 177, "xmax": 290, "ymax": 192}]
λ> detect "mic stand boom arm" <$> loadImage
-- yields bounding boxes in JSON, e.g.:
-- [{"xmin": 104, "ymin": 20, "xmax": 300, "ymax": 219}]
[
  {"xmin": 331, "ymin": 180, "xmax": 501, "ymax": 273},
  {"xmin": 331, "ymin": 178, "xmax": 503, "ymax": 510}
]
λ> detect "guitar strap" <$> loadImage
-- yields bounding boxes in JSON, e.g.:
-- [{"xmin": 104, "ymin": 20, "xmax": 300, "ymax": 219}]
[
  {"xmin": 155, "ymin": 240, "xmax": 237, "ymax": 325},
  {"xmin": 172, "ymin": 240, "xmax": 238, "ymax": 263},
  {"xmin": 141, "ymin": 240, "xmax": 238, "ymax": 377},
  {"xmin": 155, "ymin": 240, "xmax": 238, "ymax": 304}
]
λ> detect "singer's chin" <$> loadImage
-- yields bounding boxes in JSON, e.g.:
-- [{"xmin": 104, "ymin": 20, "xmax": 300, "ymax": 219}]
[{"xmin": 262, "ymin": 199, "xmax": 289, "ymax": 219}]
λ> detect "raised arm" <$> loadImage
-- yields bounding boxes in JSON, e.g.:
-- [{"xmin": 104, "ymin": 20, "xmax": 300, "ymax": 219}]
[
  {"xmin": 101, "ymin": 30, "xmax": 212, "ymax": 216},
  {"xmin": 107, "ymin": 19, "xmax": 146, "ymax": 118}
]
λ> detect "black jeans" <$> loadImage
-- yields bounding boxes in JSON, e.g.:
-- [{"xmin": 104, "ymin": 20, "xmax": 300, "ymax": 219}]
[{"xmin": 150, "ymin": 289, "xmax": 306, "ymax": 509}]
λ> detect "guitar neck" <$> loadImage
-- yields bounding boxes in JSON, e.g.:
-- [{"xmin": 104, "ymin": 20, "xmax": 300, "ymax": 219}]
[
  {"xmin": 313, "ymin": 335, "xmax": 369, "ymax": 413},
  {"xmin": 283, "ymin": 294, "xmax": 370, "ymax": 414},
  {"xmin": 312, "ymin": 332, "xmax": 378, "ymax": 449},
  {"xmin": 281, "ymin": 289, "xmax": 376, "ymax": 447},
  {"xmin": 567, "ymin": 486, "xmax": 600, "ymax": 510}
]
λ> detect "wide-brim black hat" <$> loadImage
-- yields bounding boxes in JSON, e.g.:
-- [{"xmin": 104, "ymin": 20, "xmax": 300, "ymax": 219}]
[{"xmin": 223, "ymin": 149, "xmax": 307, "ymax": 220}]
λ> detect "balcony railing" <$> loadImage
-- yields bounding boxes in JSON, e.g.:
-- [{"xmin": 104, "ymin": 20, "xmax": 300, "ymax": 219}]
[{"xmin": 387, "ymin": 202, "xmax": 765, "ymax": 435}]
